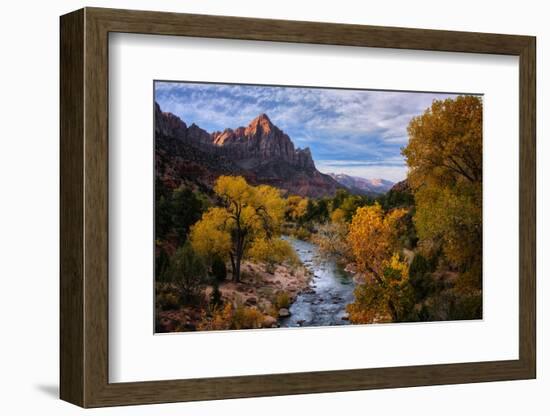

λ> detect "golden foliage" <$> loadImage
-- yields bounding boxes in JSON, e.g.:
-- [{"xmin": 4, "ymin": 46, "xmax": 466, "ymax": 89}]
[
  {"xmin": 198, "ymin": 303, "xmax": 264, "ymax": 331},
  {"xmin": 231, "ymin": 305, "xmax": 264, "ymax": 330},
  {"xmin": 413, "ymin": 185, "xmax": 481, "ymax": 267},
  {"xmin": 403, "ymin": 95, "xmax": 482, "ymax": 291},
  {"xmin": 286, "ymin": 195, "xmax": 309, "ymax": 221},
  {"xmin": 198, "ymin": 303, "xmax": 233, "ymax": 331},
  {"xmin": 347, "ymin": 204, "xmax": 407, "ymax": 279},
  {"xmin": 213, "ymin": 176, "xmax": 286, "ymax": 237},
  {"xmin": 346, "ymin": 204, "xmax": 413, "ymax": 323},
  {"xmin": 190, "ymin": 208, "xmax": 232, "ymax": 258},
  {"xmin": 190, "ymin": 176, "xmax": 287, "ymax": 281},
  {"xmin": 247, "ymin": 237, "xmax": 299, "ymax": 266},
  {"xmin": 403, "ymin": 95, "xmax": 482, "ymax": 189},
  {"xmin": 330, "ymin": 208, "xmax": 346, "ymax": 224}
]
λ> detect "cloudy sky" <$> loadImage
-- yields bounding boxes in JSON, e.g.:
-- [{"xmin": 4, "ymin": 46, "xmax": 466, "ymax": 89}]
[{"xmin": 154, "ymin": 81, "xmax": 462, "ymax": 182}]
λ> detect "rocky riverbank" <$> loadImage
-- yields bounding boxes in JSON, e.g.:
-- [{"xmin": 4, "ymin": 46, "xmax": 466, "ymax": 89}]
[{"xmin": 157, "ymin": 260, "xmax": 312, "ymax": 332}]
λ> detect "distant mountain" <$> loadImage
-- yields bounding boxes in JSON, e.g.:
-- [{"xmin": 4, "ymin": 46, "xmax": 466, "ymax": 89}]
[
  {"xmin": 155, "ymin": 103, "xmax": 342, "ymax": 198},
  {"xmin": 328, "ymin": 173, "xmax": 394, "ymax": 195}
]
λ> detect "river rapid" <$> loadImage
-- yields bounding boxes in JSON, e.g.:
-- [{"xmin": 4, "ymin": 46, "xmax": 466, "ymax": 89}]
[{"xmin": 279, "ymin": 237, "xmax": 355, "ymax": 328}]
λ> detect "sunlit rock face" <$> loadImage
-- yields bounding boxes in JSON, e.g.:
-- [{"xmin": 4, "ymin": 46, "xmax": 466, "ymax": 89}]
[{"xmin": 155, "ymin": 102, "xmax": 341, "ymax": 197}]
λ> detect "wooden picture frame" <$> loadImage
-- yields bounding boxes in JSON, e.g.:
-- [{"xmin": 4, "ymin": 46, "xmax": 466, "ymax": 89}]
[{"xmin": 60, "ymin": 7, "xmax": 536, "ymax": 408}]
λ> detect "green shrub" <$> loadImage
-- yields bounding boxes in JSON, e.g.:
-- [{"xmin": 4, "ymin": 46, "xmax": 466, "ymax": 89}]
[
  {"xmin": 155, "ymin": 247, "xmax": 170, "ymax": 281},
  {"xmin": 410, "ymin": 253, "xmax": 429, "ymax": 276},
  {"xmin": 417, "ymin": 290, "xmax": 482, "ymax": 322},
  {"xmin": 409, "ymin": 254, "xmax": 436, "ymax": 302},
  {"xmin": 211, "ymin": 255, "xmax": 227, "ymax": 282},
  {"xmin": 449, "ymin": 292, "xmax": 482, "ymax": 320},
  {"xmin": 171, "ymin": 186, "xmax": 208, "ymax": 244},
  {"xmin": 165, "ymin": 242, "xmax": 207, "ymax": 304},
  {"xmin": 157, "ymin": 291, "xmax": 180, "ymax": 310}
]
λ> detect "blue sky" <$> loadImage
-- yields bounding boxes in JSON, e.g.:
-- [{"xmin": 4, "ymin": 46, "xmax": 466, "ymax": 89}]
[{"xmin": 155, "ymin": 81, "xmax": 463, "ymax": 182}]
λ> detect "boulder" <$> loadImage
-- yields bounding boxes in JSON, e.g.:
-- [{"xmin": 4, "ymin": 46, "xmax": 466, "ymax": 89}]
[
  {"xmin": 262, "ymin": 315, "xmax": 278, "ymax": 328},
  {"xmin": 245, "ymin": 296, "xmax": 258, "ymax": 306},
  {"xmin": 278, "ymin": 308, "xmax": 291, "ymax": 318}
]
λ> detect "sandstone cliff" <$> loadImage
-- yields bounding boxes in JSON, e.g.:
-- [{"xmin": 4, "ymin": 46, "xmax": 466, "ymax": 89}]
[{"xmin": 155, "ymin": 102, "xmax": 340, "ymax": 197}]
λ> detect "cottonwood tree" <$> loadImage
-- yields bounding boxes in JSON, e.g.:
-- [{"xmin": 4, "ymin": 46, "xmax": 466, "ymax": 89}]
[
  {"xmin": 285, "ymin": 195, "xmax": 308, "ymax": 222},
  {"xmin": 402, "ymin": 95, "xmax": 482, "ymax": 292},
  {"xmin": 247, "ymin": 237, "xmax": 298, "ymax": 273},
  {"xmin": 346, "ymin": 204, "xmax": 414, "ymax": 323},
  {"xmin": 190, "ymin": 176, "xmax": 285, "ymax": 282}
]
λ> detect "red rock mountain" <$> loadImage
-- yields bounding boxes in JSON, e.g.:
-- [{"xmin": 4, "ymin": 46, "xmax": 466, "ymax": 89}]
[
  {"xmin": 154, "ymin": 102, "xmax": 340, "ymax": 197},
  {"xmin": 210, "ymin": 113, "xmax": 316, "ymax": 170}
]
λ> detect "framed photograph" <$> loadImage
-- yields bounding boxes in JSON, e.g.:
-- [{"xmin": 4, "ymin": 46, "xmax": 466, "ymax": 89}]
[{"xmin": 60, "ymin": 7, "xmax": 536, "ymax": 408}]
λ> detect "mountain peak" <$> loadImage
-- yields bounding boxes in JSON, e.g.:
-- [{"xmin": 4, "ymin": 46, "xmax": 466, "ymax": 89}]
[
  {"xmin": 155, "ymin": 102, "xmax": 342, "ymax": 197},
  {"xmin": 247, "ymin": 113, "xmax": 275, "ymax": 134},
  {"xmin": 256, "ymin": 113, "xmax": 271, "ymax": 122}
]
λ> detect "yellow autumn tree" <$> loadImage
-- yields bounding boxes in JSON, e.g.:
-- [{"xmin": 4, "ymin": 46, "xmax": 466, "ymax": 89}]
[
  {"xmin": 247, "ymin": 238, "xmax": 299, "ymax": 270},
  {"xmin": 313, "ymin": 221, "xmax": 350, "ymax": 262},
  {"xmin": 285, "ymin": 195, "xmax": 308, "ymax": 222},
  {"xmin": 189, "ymin": 208, "xmax": 232, "ymax": 259},
  {"xmin": 190, "ymin": 176, "xmax": 286, "ymax": 282},
  {"xmin": 402, "ymin": 95, "xmax": 482, "ymax": 292},
  {"xmin": 346, "ymin": 204, "xmax": 414, "ymax": 323},
  {"xmin": 330, "ymin": 208, "xmax": 346, "ymax": 224}
]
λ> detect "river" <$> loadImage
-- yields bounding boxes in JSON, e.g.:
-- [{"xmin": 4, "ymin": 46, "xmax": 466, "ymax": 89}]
[{"xmin": 279, "ymin": 237, "xmax": 355, "ymax": 328}]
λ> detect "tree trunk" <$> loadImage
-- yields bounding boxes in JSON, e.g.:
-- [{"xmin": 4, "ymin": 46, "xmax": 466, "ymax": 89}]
[
  {"xmin": 229, "ymin": 253, "xmax": 237, "ymax": 281},
  {"xmin": 366, "ymin": 265, "xmax": 399, "ymax": 322},
  {"xmin": 233, "ymin": 230, "xmax": 246, "ymax": 283},
  {"xmin": 235, "ymin": 255, "xmax": 241, "ymax": 283}
]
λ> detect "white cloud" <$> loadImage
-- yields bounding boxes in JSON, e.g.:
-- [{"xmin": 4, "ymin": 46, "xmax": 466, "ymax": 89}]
[
  {"xmin": 155, "ymin": 82, "xmax": 476, "ymax": 182},
  {"xmin": 316, "ymin": 161, "xmax": 408, "ymax": 183}
]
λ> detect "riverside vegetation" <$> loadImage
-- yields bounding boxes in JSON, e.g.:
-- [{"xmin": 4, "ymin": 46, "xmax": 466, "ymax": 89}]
[{"xmin": 155, "ymin": 95, "xmax": 483, "ymax": 332}]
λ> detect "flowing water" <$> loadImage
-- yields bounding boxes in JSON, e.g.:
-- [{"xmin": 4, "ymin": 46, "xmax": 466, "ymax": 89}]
[{"xmin": 279, "ymin": 237, "xmax": 355, "ymax": 328}]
